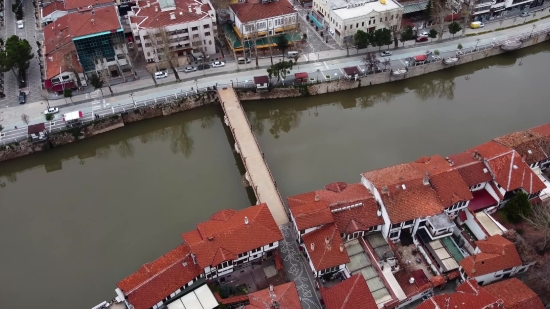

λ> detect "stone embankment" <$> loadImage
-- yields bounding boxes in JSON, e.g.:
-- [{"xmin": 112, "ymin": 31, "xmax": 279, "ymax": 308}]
[
  {"xmin": 237, "ymin": 32, "xmax": 549, "ymax": 101},
  {"xmin": 0, "ymin": 94, "xmax": 218, "ymax": 162}
]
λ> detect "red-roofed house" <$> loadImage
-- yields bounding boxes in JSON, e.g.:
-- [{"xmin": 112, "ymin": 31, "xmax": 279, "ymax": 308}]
[
  {"xmin": 127, "ymin": 0, "xmax": 217, "ymax": 64},
  {"xmin": 494, "ymin": 129, "xmax": 550, "ymax": 170},
  {"xmin": 321, "ymin": 274, "xmax": 378, "ymax": 309},
  {"xmin": 302, "ymin": 223, "xmax": 350, "ymax": 277},
  {"xmin": 483, "ymin": 278, "xmax": 544, "ymax": 309},
  {"xmin": 246, "ymin": 282, "xmax": 301, "ymax": 309},
  {"xmin": 181, "ymin": 204, "xmax": 283, "ymax": 280},
  {"xmin": 41, "ymin": 1, "xmax": 67, "ymax": 25},
  {"xmin": 228, "ymin": 0, "xmax": 297, "ymax": 40},
  {"xmin": 458, "ymin": 235, "xmax": 534, "ymax": 286},
  {"xmin": 116, "ymin": 244, "xmax": 203, "ymax": 309}
]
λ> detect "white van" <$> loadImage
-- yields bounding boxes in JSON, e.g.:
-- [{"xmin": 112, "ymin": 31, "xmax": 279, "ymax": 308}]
[
  {"xmin": 237, "ymin": 57, "xmax": 251, "ymax": 64},
  {"xmin": 287, "ymin": 51, "xmax": 299, "ymax": 58}
]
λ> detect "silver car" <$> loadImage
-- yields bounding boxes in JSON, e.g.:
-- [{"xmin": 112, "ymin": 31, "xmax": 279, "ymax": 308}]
[{"xmin": 183, "ymin": 66, "xmax": 197, "ymax": 73}]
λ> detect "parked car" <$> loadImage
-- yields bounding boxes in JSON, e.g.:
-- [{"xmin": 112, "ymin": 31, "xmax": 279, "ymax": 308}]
[
  {"xmin": 154, "ymin": 71, "xmax": 168, "ymax": 79},
  {"xmin": 44, "ymin": 107, "xmax": 59, "ymax": 115},
  {"xmin": 237, "ymin": 57, "xmax": 251, "ymax": 64},
  {"xmin": 419, "ymin": 31, "xmax": 429, "ymax": 36},
  {"xmin": 18, "ymin": 91, "xmax": 26, "ymax": 104},
  {"xmin": 380, "ymin": 51, "xmax": 392, "ymax": 57},
  {"xmin": 16, "ymin": 20, "xmax": 24, "ymax": 29},
  {"xmin": 520, "ymin": 11, "xmax": 530, "ymax": 17},
  {"xmin": 183, "ymin": 66, "xmax": 197, "ymax": 73},
  {"xmin": 197, "ymin": 64, "xmax": 211, "ymax": 70},
  {"xmin": 196, "ymin": 54, "xmax": 210, "ymax": 61},
  {"xmin": 416, "ymin": 36, "xmax": 428, "ymax": 43},
  {"xmin": 211, "ymin": 61, "xmax": 225, "ymax": 68}
]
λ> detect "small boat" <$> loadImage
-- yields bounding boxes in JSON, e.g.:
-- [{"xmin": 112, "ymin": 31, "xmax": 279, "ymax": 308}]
[
  {"xmin": 500, "ymin": 40, "xmax": 522, "ymax": 51},
  {"xmin": 391, "ymin": 69, "xmax": 407, "ymax": 76},
  {"xmin": 443, "ymin": 57, "xmax": 459, "ymax": 65}
]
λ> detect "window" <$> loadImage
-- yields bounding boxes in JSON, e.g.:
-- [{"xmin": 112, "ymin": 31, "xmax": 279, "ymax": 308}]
[
  {"xmin": 385, "ymin": 16, "xmax": 388, "ymax": 21},
  {"xmin": 390, "ymin": 232, "xmax": 398, "ymax": 239},
  {"xmin": 143, "ymin": 35, "xmax": 150, "ymax": 40},
  {"xmin": 117, "ymin": 54, "xmax": 125, "ymax": 60},
  {"xmin": 404, "ymin": 220, "xmax": 414, "ymax": 226},
  {"xmin": 245, "ymin": 24, "xmax": 255, "ymax": 32},
  {"xmin": 362, "ymin": 22, "xmax": 364, "ymax": 26},
  {"xmin": 391, "ymin": 223, "xmax": 401, "ymax": 229},
  {"xmin": 356, "ymin": 23, "xmax": 358, "ymax": 28},
  {"xmin": 256, "ymin": 21, "xmax": 266, "ymax": 29},
  {"xmin": 203, "ymin": 24, "xmax": 210, "ymax": 29},
  {"xmin": 345, "ymin": 26, "xmax": 347, "ymax": 30},
  {"xmin": 191, "ymin": 26, "xmax": 198, "ymax": 31},
  {"xmin": 350, "ymin": 25, "xmax": 353, "ymax": 29},
  {"xmin": 368, "ymin": 20, "xmax": 371, "ymax": 25},
  {"xmin": 192, "ymin": 34, "xmax": 199, "ymax": 39}
]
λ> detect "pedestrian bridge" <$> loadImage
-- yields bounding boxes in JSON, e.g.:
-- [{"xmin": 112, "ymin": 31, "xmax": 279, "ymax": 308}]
[{"xmin": 217, "ymin": 87, "xmax": 289, "ymax": 226}]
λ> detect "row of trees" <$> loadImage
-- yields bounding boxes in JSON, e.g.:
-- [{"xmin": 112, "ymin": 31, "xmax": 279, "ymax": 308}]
[{"xmin": 345, "ymin": 29, "xmax": 394, "ymax": 56}]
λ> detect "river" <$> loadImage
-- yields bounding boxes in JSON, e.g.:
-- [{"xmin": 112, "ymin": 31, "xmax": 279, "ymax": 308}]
[{"xmin": 1, "ymin": 42, "xmax": 549, "ymax": 309}]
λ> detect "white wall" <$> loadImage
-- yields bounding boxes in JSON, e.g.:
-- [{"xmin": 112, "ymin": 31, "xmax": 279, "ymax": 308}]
[
  {"xmin": 463, "ymin": 208, "xmax": 488, "ymax": 240},
  {"xmin": 462, "ymin": 262, "xmax": 534, "ymax": 286},
  {"xmin": 231, "ymin": 10, "xmax": 298, "ymax": 37},
  {"xmin": 361, "ymin": 176, "xmax": 392, "ymax": 239}
]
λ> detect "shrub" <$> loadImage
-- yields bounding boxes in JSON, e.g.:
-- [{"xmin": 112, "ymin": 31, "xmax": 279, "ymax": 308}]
[
  {"xmin": 501, "ymin": 191, "xmax": 532, "ymax": 224},
  {"xmin": 45, "ymin": 114, "xmax": 54, "ymax": 121}
]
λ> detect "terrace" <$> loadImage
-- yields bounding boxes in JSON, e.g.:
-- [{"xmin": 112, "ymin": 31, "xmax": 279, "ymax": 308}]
[{"xmin": 416, "ymin": 229, "xmax": 465, "ymax": 274}]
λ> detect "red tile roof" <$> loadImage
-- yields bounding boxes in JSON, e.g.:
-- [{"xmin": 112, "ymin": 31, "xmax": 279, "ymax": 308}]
[
  {"xmin": 230, "ymin": 0, "xmax": 295, "ymax": 23},
  {"xmin": 42, "ymin": 1, "xmax": 66, "ymax": 17},
  {"xmin": 321, "ymin": 274, "xmax": 378, "ymax": 309},
  {"xmin": 181, "ymin": 204, "xmax": 282, "ymax": 269},
  {"xmin": 459, "ymin": 235, "xmax": 523, "ymax": 278},
  {"xmin": 45, "ymin": 45, "xmax": 83, "ymax": 80},
  {"xmin": 469, "ymin": 142, "xmax": 546, "ymax": 194},
  {"xmin": 288, "ymin": 182, "xmax": 375, "ymax": 207},
  {"xmin": 448, "ymin": 152, "xmax": 494, "ymax": 187},
  {"xmin": 246, "ymin": 282, "xmax": 301, "ymax": 309},
  {"xmin": 429, "ymin": 275, "xmax": 446, "ymax": 287},
  {"xmin": 416, "ymin": 280, "xmax": 498, "ymax": 309},
  {"xmin": 131, "ymin": 0, "xmax": 212, "ymax": 29},
  {"xmin": 117, "ymin": 244, "xmax": 202, "ymax": 309},
  {"xmin": 302, "ymin": 223, "xmax": 350, "ymax": 271},
  {"xmin": 331, "ymin": 202, "xmax": 384, "ymax": 234},
  {"xmin": 494, "ymin": 130, "xmax": 550, "ymax": 166},
  {"xmin": 290, "ymin": 201, "xmax": 334, "ymax": 231},
  {"xmin": 530, "ymin": 123, "xmax": 550, "ymax": 137},
  {"xmin": 483, "ymin": 278, "xmax": 544, "ymax": 309},
  {"xmin": 64, "ymin": 0, "xmax": 113, "ymax": 10}
]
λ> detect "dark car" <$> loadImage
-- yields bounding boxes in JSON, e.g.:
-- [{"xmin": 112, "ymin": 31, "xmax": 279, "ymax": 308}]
[
  {"xmin": 18, "ymin": 91, "xmax": 26, "ymax": 104},
  {"xmin": 416, "ymin": 36, "xmax": 428, "ymax": 43},
  {"xmin": 197, "ymin": 64, "xmax": 211, "ymax": 70}
]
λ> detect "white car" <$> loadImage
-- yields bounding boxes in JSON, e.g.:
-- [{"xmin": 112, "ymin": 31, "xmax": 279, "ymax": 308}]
[
  {"xmin": 380, "ymin": 51, "xmax": 392, "ymax": 57},
  {"xmin": 419, "ymin": 31, "xmax": 429, "ymax": 36},
  {"xmin": 16, "ymin": 20, "xmax": 24, "ymax": 29},
  {"xmin": 44, "ymin": 107, "xmax": 59, "ymax": 115},
  {"xmin": 183, "ymin": 66, "xmax": 197, "ymax": 73},
  {"xmin": 211, "ymin": 61, "xmax": 225, "ymax": 68},
  {"xmin": 154, "ymin": 71, "xmax": 168, "ymax": 79}
]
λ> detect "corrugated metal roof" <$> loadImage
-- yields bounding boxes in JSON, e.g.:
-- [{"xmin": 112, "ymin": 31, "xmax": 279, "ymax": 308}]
[{"xmin": 403, "ymin": 1, "xmax": 428, "ymax": 14}]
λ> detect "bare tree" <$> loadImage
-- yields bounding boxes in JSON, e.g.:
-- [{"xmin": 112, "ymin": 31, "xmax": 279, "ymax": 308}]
[
  {"xmin": 21, "ymin": 113, "xmax": 30, "ymax": 125},
  {"xmin": 363, "ymin": 52, "xmax": 380, "ymax": 73},
  {"xmin": 430, "ymin": 0, "xmax": 452, "ymax": 42},
  {"xmin": 343, "ymin": 34, "xmax": 354, "ymax": 57},
  {"xmin": 145, "ymin": 65, "xmax": 159, "ymax": 87},
  {"xmin": 111, "ymin": 33, "xmax": 137, "ymax": 80},
  {"xmin": 224, "ymin": 32, "xmax": 241, "ymax": 71},
  {"xmin": 191, "ymin": 34, "xmax": 208, "ymax": 75},
  {"xmin": 92, "ymin": 52, "xmax": 114, "ymax": 95},
  {"xmin": 248, "ymin": 29, "xmax": 260, "ymax": 68},
  {"xmin": 266, "ymin": 35, "xmax": 275, "ymax": 65},
  {"xmin": 153, "ymin": 27, "xmax": 182, "ymax": 81},
  {"xmin": 382, "ymin": 11, "xmax": 401, "ymax": 48},
  {"xmin": 522, "ymin": 202, "xmax": 550, "ymax": 251}
]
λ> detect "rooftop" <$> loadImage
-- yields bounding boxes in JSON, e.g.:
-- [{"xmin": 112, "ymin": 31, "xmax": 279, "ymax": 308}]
[
  {"xmin": 530, "ymin": 123, "xmax": 550, "ymax": 137},
  {"xmin": 130, "ymin": 0, "xmax": 213, "ymax": 29},
  {"xmin": 426, "ymin": 212, "xmax": 454, "ymax": 230},
  {"xmin": 64, "ymin": 0, "xmax": 113, "ymax": 10},
  {"xmin": 459, "ymin": 235, "xmax": 523, "ymax": 278},
  {"xmin": 230, "ymin": 0, "xmax": 295, "ymax": 24},
  {"xmin": 321, "ymin": 274, "xmax": 378, "ymax": 309},
  {"xmin": 45, "ymin": 45, "xmax": 83, "ymax": 80},
  {"xmin": 181, "ymin": 204, "xmax": 283, "ymax": 269},
  {"xmin": 253, "ymin": 76, "xmax": 269, "ymax": 84},
  {"xmin": 290, "ymin": 200, "xmax": 334, "ymax": 231},
  {"xmin": 494, "ymin": 130, "xmax": 550, "ymax": 166},
  {"xmin": 246, "ymin": 282, "xmax": 301, "ymax": 309},
  {"xmin": 42, "ymin": 1, "xmax": 66, "ymax": 17},
  {"xmin": 302, "ymin": 223, "xmax": 350, "ymax": 271},
  {"xmin": 287, "ymin": 182, "xmax": 375, "ymax": 208},
  {"xmin": 116, "ymin": 244, "xmax": 202, "ymax": 309},
  {"xmin": 468, "ymin": 189, "xmax": 498, "ymax": 212},
  {"xmin": 329, "ymin": 0, "xmax": 402, "ymax": 20},
  {"xmin": 483, "ymin": 278, "xmax": 544, "ymax": 309},
  {"xmin": 416, "ymin": 279, "xmax": 499, "ymax": 309},
  {"xmin": 447, "ymin": 152, "xmax": 493, "ymax": 187}
]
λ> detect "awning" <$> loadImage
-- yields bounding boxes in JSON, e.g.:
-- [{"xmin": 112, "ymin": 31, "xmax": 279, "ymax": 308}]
[
  {"xmin": 414, "ymin": 55, "xmax": 427, "ymax": 61},
  {"xmin": 294, "ymin": 72, "xmax": 308, "ymax": 79},
  {"xmin": 28, "ymin": 123, "xmax": 46, "ymax": 135},
  {"xmin": 63, "ymin": 111, "xmax": 83, "ymax": 121},
  {"xmin": 51, "ymin": 81, "xmax": 75, "ymax": 92},
  {"xmin": 167, "ymin": 285, "xmax": 218, "ymax": 309},
  {"xmin": 402, "ymin": 1, "xmax": 428, "ymax": 14},
  {"xmin": 468, "ymin": 189, "xmax": 498, "ymax": 212}
]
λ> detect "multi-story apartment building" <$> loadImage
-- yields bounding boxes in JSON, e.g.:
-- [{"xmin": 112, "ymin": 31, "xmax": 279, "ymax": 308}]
[
  {"xmin": 127, "ymin": 0, "xmax": 217, "ymax": 63},
  {"xmin": 467, "ymin": 0, "xmax": 545, "ymax": 22}
]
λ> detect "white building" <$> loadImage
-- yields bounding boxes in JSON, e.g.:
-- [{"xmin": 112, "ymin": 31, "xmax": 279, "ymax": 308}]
[
  {"xmin": 127, "ymin": 0, "xmax": 217, "ymax": 64},
  {"xmin": 311, "ymin": 0, "xmax": 403, "ymax": 44}
]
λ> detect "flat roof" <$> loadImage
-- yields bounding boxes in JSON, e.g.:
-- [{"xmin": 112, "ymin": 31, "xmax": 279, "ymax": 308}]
[
  {"xmin": 475, "ymin": 212, "xmax": 505, "ymax": 237},
  {"xmin": 427, "ymin": 213, "xmax": 455, "ymax": 230},
  {"xmin": 166, "ymin": 285, "xmax": 218, "ymax": 309},
  {"xmin": 331, "ymin": 0, "xmax": 401, "ymax": 21}
]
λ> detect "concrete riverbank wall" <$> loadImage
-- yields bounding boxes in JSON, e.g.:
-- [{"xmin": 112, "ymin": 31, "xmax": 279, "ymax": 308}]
[{"xmin": 237, "ymin": 32, "xmax": 550, "ymax": 101}]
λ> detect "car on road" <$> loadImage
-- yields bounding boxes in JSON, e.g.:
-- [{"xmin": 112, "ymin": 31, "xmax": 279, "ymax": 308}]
[
  {"xmin": 237, "ymin": 57, "xmax": 251, "ymax": 64},
  {"xmin": 154, "ymin": 71, "xmax": 168, "ymax": 79},
  {"xmin": 197, "ymin": 64, "xmax": 211, "ymax": 70},
  {"xmin": 44, "ymin": 107, "xmax": 59, "ymax": 115},
  {"xmin": 211, "ymin": 61, "xmax": 225, "ymax": 68},
  {"xmin": 16, "ymin": 20, "xmax": 24, "ymax": 29},
  {"xmin": 419, "ymin": 31, "xmax": 429, "ymax": 37},
  {"xmin": 182, "ymin": 66, "xmax": 197, "ymax": 73},
  {"xmin": 18, "ymin": 92, "xmax": 26, "ymax": 104},
  {"xmin": 416, "ymin": 36, "xmax": 428, "ymax": 43},
  {"xmin": 520, "ymin": 11, "xmax": 529, "ymax": 17},
  {"xmin": 380, "ymin": 51, "xmax": 392, "ymax": 57}
]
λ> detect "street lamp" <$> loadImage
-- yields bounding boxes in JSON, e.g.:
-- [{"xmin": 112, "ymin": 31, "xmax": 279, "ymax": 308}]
[
  {"xmin": 230, "ymin": 79, "xmax": 234, "ymax": 87},
  {"xmin": 474, "ymin": 39, "xmax": 480, "ymax": 51},
  {"xmin": 130, "ymin": 93, "xmax": 135, "ymax": 107},
  {"xmin": 530, "ymin": 24, "xmax": 537, "ymax": 37}
]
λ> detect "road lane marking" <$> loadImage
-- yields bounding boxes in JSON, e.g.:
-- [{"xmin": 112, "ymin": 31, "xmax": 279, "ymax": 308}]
[{"xmin": 323, "ymin": 61, "xmax": 329, "ymax": 70}]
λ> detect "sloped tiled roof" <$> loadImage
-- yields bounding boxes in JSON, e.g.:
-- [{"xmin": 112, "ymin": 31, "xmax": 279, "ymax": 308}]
[
  {"xmin": 530, "ymin": 123, "xmax": 550, "ymax": 138},
  {"xmin": 287, "ymin": 182, "xmax": 375, "ymax": 207},
  {"xmin": 483, "ymin": 278, "xmax": 544, "ymax": 309},
  {"xmin": 64, "ymin": 0, "xmax": 113, "ymax": 10},
  {"xmin": 246, "ymin": 282, "xmax": 301, "ymax": 309},
  {"xmin": 332, "ymin": 202, "xmax": 384, "ymax": 234},
  {"xmin": 416, "ymin": 279, "xmax": 498, "ymax": 309},
  {"xmin": 230, "ymin": 0, "xmax": 295, "ymax": 23},
  {"xmin": 321, "ymin": 274, "xmax": 378, "ymax": 309},
  {"xmin": 448, "ymin": 152, "xmax": 494, "ymax": 187},
  {"xmin": 117, "ymin": 244, "xmax": 202, "ymax": 309},
  {"xmin": 44, "ymin": 44, "xmax": 83, "ymax": 79},
  {"xmin": 302, "ymin": 223, "xmax": 349, "ymax": 271},
  {"xmin": 42, "ymin": 1, "xmax": 66, "ymax": 17},
  {"xmin": 181, "ymin": 204, "xmax": 282, "ymax": 268},
  {"xmin": 459, "ymin": 235, "xmax": 523, "ymax": 278},
  {"xmin": 131, "ymin": 0, "xmax": 212, "ymax": 29},
  {"xmin": 494, "ymin": 130, "xmax": 550, "ymax": 166},
  {"xmin": 290, "ymin": 201, "xmax": 334, "ymax": 231}
]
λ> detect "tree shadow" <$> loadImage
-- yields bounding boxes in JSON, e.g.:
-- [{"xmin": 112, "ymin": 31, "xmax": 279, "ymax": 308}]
[{"xmin": 268, "ymin": 108, "xmax": 301, "ymax": 139}]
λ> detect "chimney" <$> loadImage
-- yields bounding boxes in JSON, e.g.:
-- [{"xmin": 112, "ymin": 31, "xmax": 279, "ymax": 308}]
[
  {"xmin": 191, "ymin": 253, "xmax": 197, "ymax": 264},
  {"xmin": 155, "ymin": 6, "xmax": 158, "ymax": 12},
  {"xmin": 170, "ymin": 12, "xmax": 175, "ymax": 19},
  {"xmin": 401, "ymin": 184, "xmax": 406, "ymax": 190},
  {"xmin": 377, "ymin": 209, "xmax": 382, "ymax": 217},
  {"xmin": 269, "ymin": 285, "xmax": 274, "ymax": 292},
  {"xmin": 409, "ymin": 277, "xmax": 415, "ymax": 284},
  {"xmin": 381, "ymin": 186, "xmax": 388, "ymax": 194},
  {"xmin": 528, "ymin": 149, "xmax": 533, "ymax": 154},
  {"xmin": 244, "ymin": 216, "xmax": 249, "ymax": 225},
  {"xmin": 483, "ymin": 168, "xmax": 488, "ymax": 173},
  {"xmin": 513, "ymin": 165, "xmax": 518, "ymax": 170},
  {"xmin": 339, "ymin": 243, "xmax": 344, "ymax": 252},
  {"xmin": 325, "ymin": 236, "xmax": 330, "ymax": 244},
  {"xmin": 146, "ymin": 1, "xmax": 150, "ymax": 7},
  {"xmin": 91, "ymin": 19, "xmax": 95, "ymax": 25},
  {"xmin": 315, "ymin": 195, "xmax": 320, "ymax": 202},
  {"xmin": 310, "ymin": 243, "xmax": 315, "ymax": 251},
  {"xmin": 188, "ymin": 5, "xmax": 192, "ymax": 12},
  {"xmin": 91, "ymin": 10, "xmax": 95, "ymax": 15},
  {"xmin": 195, "ymin": 6, "xmax": 202, "ymax": 14},
  {"xmin": 423, "ymin": 173, "xmax": 430, "ymax": 186}
]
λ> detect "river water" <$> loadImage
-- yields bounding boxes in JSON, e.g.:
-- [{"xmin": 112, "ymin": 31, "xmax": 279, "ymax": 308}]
[{"xmin": 1, "ymin": 42, "xmax": 549, "ymax": 309}]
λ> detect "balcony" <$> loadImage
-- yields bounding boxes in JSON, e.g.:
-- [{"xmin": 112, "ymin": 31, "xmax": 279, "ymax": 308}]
[{"xmin": 421, "ymin": 213, "xmax": 455, "ymax": 240}]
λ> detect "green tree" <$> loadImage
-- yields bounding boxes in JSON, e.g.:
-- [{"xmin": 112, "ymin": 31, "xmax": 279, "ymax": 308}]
[
  {"xmin": 502, "ymin": 191, "xmax": 532, "ymax": 224},
  {"xmin": 400, "ymin": 26, "xmax": 413, "ymax": 46},
  {"xmin": 90, "ymin": 73, "xmax": 104, "ymax": 96},
  {"xmin": 373, "ymin": 29, "xmax": 391, "ymax": 50},
  {"xmin": 428, "ymin": 29, "xmax": 438, "ymax": 42},
  {"xmin": 354, "ymin": 30, "xmax": 370, "ymax": 52},
  {"xmin": 0, "ymin": 124, "xmax": 3, "ymax": 132},
  {"xmin": 45, "ymin": 113, "xmax": 54, "ymax": 121},
  {"xmin": 448, "ymin": 22, "xmax": 462, "ymax": 37},
  {"xmin": 267, "ymin": 60, "xmax": 293, "ymax": 82},
  {"xmin": 277, "ymin": 35, "xmax": 290, "ymax": 61},
  {"xmin": 457, "ymin": 43, "xmax": 463, "ymax": 50},
  {"xmin": 64, "ymin": 89, "xmax": 73, "ymax": 103},
  {"xmin": 0, "ymin": 35, "xmax": 34, "ymax": 79}
]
